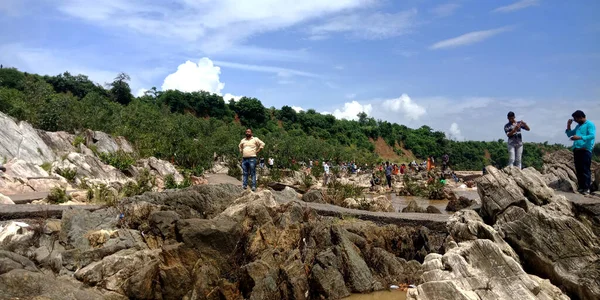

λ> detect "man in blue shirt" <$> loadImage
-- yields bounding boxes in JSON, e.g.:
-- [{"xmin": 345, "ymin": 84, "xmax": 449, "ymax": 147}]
[
  {"xmin": 565, "ymin": 110, "xmax": 596, "ymax": 195},
  {"xmin": 385, "ymin": 161, "xmax": 393, "ymax": 189}
]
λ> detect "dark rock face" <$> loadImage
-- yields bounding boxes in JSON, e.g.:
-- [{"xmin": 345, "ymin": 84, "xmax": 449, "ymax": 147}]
[
  {"xmin": 0, "ymin": 184, "xmax": 446, "ymax": 300},
  {"xmin": 402, "ymin": 200, "xmax": 425, "ymax": 213},
  {"xmin": 475, "ymin": 166, "xmax": 600, "ymax": 300},
  {"xmin": 542, "ymin": 149, "xmax": 599, "ymax": 192},
  {"xmin": 445, "ymin": 196, "xmax": 475, "ymax": 211},
  {"xmin": 408, "ymin": 210, "xmax": 568, "ymax": 300},
  {"xmin": 302, "ymin": 189, "xmax": 326, "ymax": 204},
  {"xmin": 119, "ymin": 184, "xmax": 243, "ymax": 219}
]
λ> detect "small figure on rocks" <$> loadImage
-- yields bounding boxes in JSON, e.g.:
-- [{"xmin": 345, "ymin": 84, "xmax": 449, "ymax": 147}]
[
  {"xmin": 385, "ymin": 161, "xmax": 393, "ymax": 189},
  {"xmin": 566, "ymin": 110, "xmax": 596, "ymax": 195},
  {"xmin": 323, "ymin": 161, "xmax": 330, "ymax": 185},
  {"xmin": 441, "ymin": 153, "xmax": 450, "ymax": 171},
  {"xmin": 239, "ymin": 128, "xmax": 265, "ymax": 191},
  {"xmin": 504, "ymin": 111, "xmax": 530, "ymax": 169}
]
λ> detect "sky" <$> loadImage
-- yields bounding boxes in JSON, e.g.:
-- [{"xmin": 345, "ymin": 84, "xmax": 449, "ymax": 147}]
[{"xmin": 1, "ymin": 0, "xmax": 599, "ymax": 145}]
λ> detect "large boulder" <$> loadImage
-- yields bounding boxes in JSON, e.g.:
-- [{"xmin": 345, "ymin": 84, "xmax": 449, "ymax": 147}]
[
  {"xmin": 368, "ymin": 195, "xmax": 395, "ymax": 212},
  {"xmin": 407, "ymin": 209, "xmax": 568, "ymax": 300},
  {"xmin": 132, "ymin": 157, "xmax": 184, "ymax": 184},
  {"xmin": 85, "ymin": 130, "xmax": 134, "ymax": 154},
  {"xmin": 542, "ymin": 149, "xmax": 600, "ymax": 192},
  {"xmin": 402, "ymin": 200, "xmax": 426, "ymax": 213},
  {"xmin": 407, "ymin": 239, "xmax": 568, "ymax": 300},
  {"xmin": 445, "ymin": 196, "xmax": 475, "ymax": 212},
  {"xmin": 0, "ymin": 193, "xmax": 14, "ymax": 204},
  {"xmin": 0, "ymin": 112, "xmax": 55, "ymax": 165},
  {"xmin": 477, "ymin": 166, "xmax": 600, "ymax": 300},
  {"xmin": 37, "ymin": 130, "xmax": 78, "ymax": 157},
  {"xmin": 120, "ymin": 184, "xmax": 243, "ymax": 219},
  {"xmin": 54, "ymin": 152, "xmax": 129, "ymax": 185},
  {"xmin": 302, "ymin": 189, "xmax": 326, "ymax": 204},
  {"xmin": 0, "ymin": 269, "xmax": 127, "ymax": 300}
]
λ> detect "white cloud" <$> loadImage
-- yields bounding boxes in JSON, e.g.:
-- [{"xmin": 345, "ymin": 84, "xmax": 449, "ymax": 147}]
[
  {"xmin": 332, "ymin": 101, "xmax": 372, "ymax": 120},
  {"xmin": 135, "ymin": 88, "xmax": 148, "ymax": 97},
  {"xmin": 308, "ymin": 9, "xmax": 418, "ymax": 40},
  {"xmin": 430, "ymin": 26, "xmax": 513, "ymax": 50},
  {"xmin": 431, "ymin": 3, "xmax": 460, "ymax": 17},
  {"xmin": 345, "ymin": 93, "xmax": 356, "ymax": 99},
  {"xmin": 492, "ymin": 0, "xmax": 539, "ymax": 13},
  {"xmin": 291, "ymin": 106, "xmax": 304, "ymax": 112},
  {"xmin": 448, "ymin": 122, "xmax": 464, "ymax": 140},
  {"xmin": 162, "ymin": 58, "xmax": 225, "ymax": 94},
  {"xmin": 223, "ymin": 93, "xmax": 243, "ymax": 102},
  {"xmin": 56, "ymin": 0, "xmax": 372, "ymax": 52},
  {"xmin": 213, "ymin": 60, "xmax": 321, "ymax": 78},
  {"xmin": 381, "ymin": 94, "xmax": 426, "ymax": 121}
]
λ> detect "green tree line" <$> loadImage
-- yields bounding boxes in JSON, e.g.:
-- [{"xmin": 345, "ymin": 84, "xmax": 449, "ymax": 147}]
[{"xmin": 0, "ymin": 67, "xmax": 579, "ymax": 173}]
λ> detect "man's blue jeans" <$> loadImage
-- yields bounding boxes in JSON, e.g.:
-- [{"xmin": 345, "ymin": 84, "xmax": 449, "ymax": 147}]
[
  {"xmin": 242, "ymin": 157, "xmax": 257, "ymax": 189},
  {"xmin": 574, "ymin": 149, "xmax": 592, "ymax": 191}
]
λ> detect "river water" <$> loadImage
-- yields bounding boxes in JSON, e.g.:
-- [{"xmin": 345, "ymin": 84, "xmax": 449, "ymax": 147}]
[
  {"xmin": 347, "ymin": 290, "xmax": 407, "ymax": 300},
  {"xmin": 386, "ymin": 193, "xmax": 450, "ymax": 214}
]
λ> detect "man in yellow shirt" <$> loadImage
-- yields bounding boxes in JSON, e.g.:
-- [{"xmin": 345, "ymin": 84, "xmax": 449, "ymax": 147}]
[{"xmin": 239, "ymin": 128, "xmax": 265, "ymax": 191}]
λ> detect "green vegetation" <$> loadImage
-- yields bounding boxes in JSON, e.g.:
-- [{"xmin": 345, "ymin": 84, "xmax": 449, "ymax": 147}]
[
  {"xmin": 55, "ymin": 167, "xmax": 77, "ymax": 182},
  {"xmin": 40, "ymin": 162, "xmax": 52, "ymax": 173},
  {"xmin": 325, "ymin": 180, "xmax": 364, "ymax": 206},
  {"xmin": 86, "ymin": 184, "xmax": 118, "ymax": 206},
  {"xmin": 98, "ymin": 151, "xmax": 136, "ymax": 171},
  {"xmin": 72, "ymin": 135, "xmax": 85, "ymax": 148},
  {"xmin": 47, "ymin": 187, "xmax": 71, "ymax": 204},
  {"xmin": 122, "ymin": 169, "xmax": 156, "ymax": 197},
  {"xmin": 0, "ymin": 67, "xmax": 574, "ymax": 172},
  {"xmin": 164, "ymin": 173, "xmax": 192, "ymax": 189}
]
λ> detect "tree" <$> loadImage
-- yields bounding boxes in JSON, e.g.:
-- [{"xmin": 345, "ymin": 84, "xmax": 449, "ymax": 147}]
[
  {"xmin": 108, "ymin": 73, "xmax": 134, "ymax": 105},
  {"xmin": 230, "ymin": 97, "xmax": 267, "ymax": 128}
]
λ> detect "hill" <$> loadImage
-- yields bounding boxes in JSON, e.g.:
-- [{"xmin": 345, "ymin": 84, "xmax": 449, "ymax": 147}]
[{"xmin": 0, "ymin": 68, "xmax": 586, "ymax": 172}]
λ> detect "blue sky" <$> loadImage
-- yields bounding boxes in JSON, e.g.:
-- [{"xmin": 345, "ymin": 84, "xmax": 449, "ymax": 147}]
[{"xmin": 1, "ymin": 0, "xmax": 598, "ymax": 144}]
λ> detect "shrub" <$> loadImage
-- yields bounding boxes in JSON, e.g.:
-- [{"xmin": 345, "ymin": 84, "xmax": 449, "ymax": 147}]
[
  {"xmin": 164, "ymin": 174, "xmax": 178, "ymax": 189},
  {"xmin": 72, "ymin": 135, "xmax": 85, "ymax": 147},
  {"xmin": 311, "ymin": 164, "xmax": 324, "ymax": 179},
  {"xmin": 40, "ymin": 162, "xmax": 52, "ymax": 173},
  {"xmin": 87, "ymin": 184, "xmax": 118, "ymax": 206},
  {"xmin": 325, "ymin": 181, "xmax": 364, "ymax": 205},
  {"xmin": 55, "ymin": 167, "xmax": 77, "ymax": 181},
  {"xmin": 122, "ymin": 169, "xmax": 155, "ymax": 197},
  {"xmin": 270, "ymin": 168, "xmax": 282, "ymax": 182},
  {"xmin": 226, "ymin": 157, "xmax": 242, "ymax": 180},
  {"xmin": 301, "ymin": 173, "xmax": 313, "ymax": 189},
  {"xmin": 47, "ymin": 186, "xmax": 71, "ymax": 204},
  {"xmin": 99, "ymin": 150, "xmax": 135, "ymax": 171}
]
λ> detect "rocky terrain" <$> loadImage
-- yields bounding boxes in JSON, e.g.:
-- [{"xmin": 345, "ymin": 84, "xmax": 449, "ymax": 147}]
[
  {"xmin": 1, "ymin": 111, "xmax": 599, "ymax": 300},
  {"xmin": 0, "ymin": 111, "xmax": 185, "ymax": 200}
]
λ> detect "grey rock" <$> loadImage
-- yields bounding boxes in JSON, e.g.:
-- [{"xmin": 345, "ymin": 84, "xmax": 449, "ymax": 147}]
[
  {"xmin": 0, "ymin": 269, "xmax": 127, "ymax": 300},
  {"xmin": 120, "ymin": 184, "xmax": 243, "ymax": 219},
  {"xmin": 408, "ymin": 239, "xmax": 569, "ymax": 300},
  {"xmin": 310, "ymin": 264, "xmax": 350, "ymax": 299},
  {"xmin": 0, "ymin": 111, "xmax": 55, "ymax": 165},
  {"xmin": 476, "ymin": 166, "xmax": 528, "ymax": 222},
  {"xmin": 445, "ymin": 196, "xmax": 475, "ymax": 212},
  {"xmin": 425, "ymin": 205, "xmax": 442, "ymax": 214},
  {"xmin": 0, "ymin": 250, "xmax": 38, "ymax": 274},
  {"xmin": 333, "ymin": 228, "xmax": 373, "ymax": 293},
  {"xmin": 402, "ymin": 200, "xmax": 426, "ymax": 213},
  {"xmin": 302, "ymin": 189, "xmax": 326, "ymax": 204}
]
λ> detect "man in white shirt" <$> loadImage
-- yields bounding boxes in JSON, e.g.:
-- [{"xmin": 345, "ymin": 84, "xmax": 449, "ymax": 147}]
[{"xmin": 239, "ymin": 129, "xmax": 265, "ymax": 191}]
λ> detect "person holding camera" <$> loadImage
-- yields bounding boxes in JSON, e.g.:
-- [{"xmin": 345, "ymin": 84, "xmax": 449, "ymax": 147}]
[
  {"xmin": 504, "ymin": 111, "xmax": 530, "ymax": 169},
  {"xmin": 566, "ymin": 110, "xmax": 596, "ymax": 195}
]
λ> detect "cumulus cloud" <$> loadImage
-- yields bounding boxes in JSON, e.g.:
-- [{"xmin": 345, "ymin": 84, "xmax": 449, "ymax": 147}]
[
  {"xmin": 448, "ymin": 122, "xmax": 464, "ymax": 140},
  {"xmin": 332, "ymin": 101, "xmax": 372, "ymax": 120},
  {"xmin": 135, "ymin": 88, "xmax": 148, "ymax": 97},
  {"xmin": 162, "ymin": 58, "xmax": 225, "ymax": 94},
  {"xmin": 291, "ymin": 106, "xmax": 304, "ymax": 112},
  {"xmin": 492, "ymin": 0, "xmax": 539, "ymax": 13},
  {"xmin": 430, "ymin": 26, "xmax": 513, "ymax": 50},
  {"xmin": 381, "ymin": 94, "xmax": 426, "ymax": 121},
  {"xmin": 223, "ymin": 93, "xmax": 243, "ymax": 102}
]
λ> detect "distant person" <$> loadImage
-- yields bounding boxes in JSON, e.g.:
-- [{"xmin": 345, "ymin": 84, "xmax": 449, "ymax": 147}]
[
  {"xmin": 323, "ymin": 161, "xmax": 330, "ymax": 185},
  {"xmin": 385, "ymin": 161, "xmax": 393, "ymax": 189},
  {"xmin": 259, "ymin": 157, "xmax": 265, "ymax": 169},
  {"xmin": 268, "ymin": 157, "xmax": 274, "ymax": 169},
  {"xmin": 400, "ymin": 163, "xmax": 406, "ymax": 175},
  {"xmin": 566, "ymin": 110, "xmax": 596, "ymax": 195},
  {"xmin": 504, "ymin": 111, "xmax": 530, "ymax": 169},
  {"xmin": 239, "ymin": 128, "xmax": 265, "ymax": 191},
  {"xmin": 442, "ymin": 154, "xmax": 450, "ymax": 171},
  {"xmin": 427, "ymin": 155, "xmax": 435, "ymax": 171},
  {"xmin": 392, "ymin": 164, "xmax": 399, "ymax": 175},
  {"xmin": 370, "ymin": 173, "xmax": 381, "ymax": 187}
]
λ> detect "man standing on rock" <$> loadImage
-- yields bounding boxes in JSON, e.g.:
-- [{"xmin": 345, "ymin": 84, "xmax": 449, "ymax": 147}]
[
  {"xmin": 566, "ymin": 110, "xmax": 596, "ymax": 195},
  {"xmin": 239, "ymin": 129, "xmax": 265, "ymax": 192},
  {"xmin": 504, "ymin": 111, "xmax": 530, "ymax": 169}
]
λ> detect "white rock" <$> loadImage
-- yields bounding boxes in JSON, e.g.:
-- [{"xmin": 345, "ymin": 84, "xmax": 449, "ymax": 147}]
[{"xmin": 0, "ymin": 112, "xmax": 55, "ymax": 164}]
